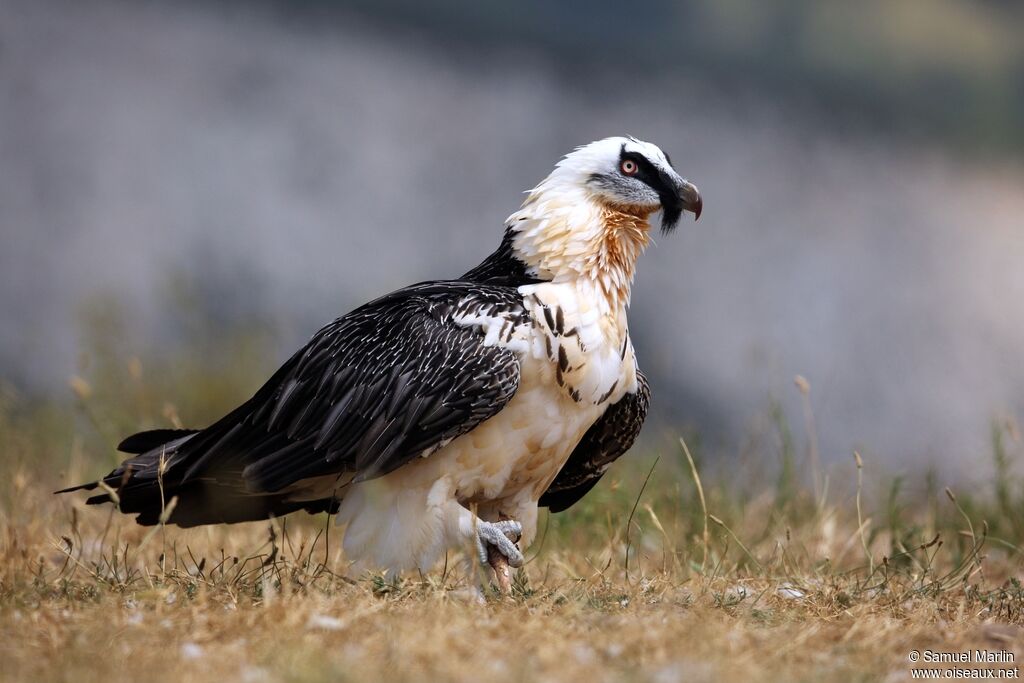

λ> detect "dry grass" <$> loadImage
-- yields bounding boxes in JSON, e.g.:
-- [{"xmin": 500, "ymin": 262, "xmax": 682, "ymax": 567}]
[{"xmin": 2, "ymin": 343, "xmax": 1024, "ymax": 682}]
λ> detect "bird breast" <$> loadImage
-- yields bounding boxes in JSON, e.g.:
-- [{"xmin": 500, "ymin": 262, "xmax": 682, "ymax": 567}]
[
  {"xmin": 451, "ymin": 279, "xmax": 637, "ymax": 407},
  {"xmin": 442, "ymin": 278, "xmax": 639, "ymax": 500},
  {"xmin": 517, "ymin": 280, "xmax": 637, "ymax": 407}
]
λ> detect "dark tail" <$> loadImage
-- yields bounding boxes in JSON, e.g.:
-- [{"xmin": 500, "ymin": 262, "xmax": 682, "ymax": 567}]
[
  {"xmin": 117, "ymin": 428, "xmax": 200, "ymax": 454},
  {"xmin": 55, "ymin": 428, "xmax": 199, "ymax": 496},
  {"xmin": 57, "ymin": 428, "xmax": 339, "ymax": 526}
]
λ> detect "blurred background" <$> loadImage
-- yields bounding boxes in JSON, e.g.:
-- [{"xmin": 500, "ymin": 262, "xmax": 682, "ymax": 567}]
[{"xmin": 2, "ymin": 0, "xmax": 1023, "ymax": 483}]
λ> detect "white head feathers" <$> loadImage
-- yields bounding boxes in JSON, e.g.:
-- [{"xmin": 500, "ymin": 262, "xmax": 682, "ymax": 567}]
[{"xmin": 506, "ymin": 136, "xmax": 700, "ymax": 309}]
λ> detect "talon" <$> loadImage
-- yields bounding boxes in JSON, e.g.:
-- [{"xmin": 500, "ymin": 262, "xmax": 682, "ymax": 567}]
[
  {"xmin": 475, "ymin": 519, "xmax": 524, "ymax": 568},
  {"xmin": 494, "ymin": 520, "xmax": 522, "ymax": 544}
]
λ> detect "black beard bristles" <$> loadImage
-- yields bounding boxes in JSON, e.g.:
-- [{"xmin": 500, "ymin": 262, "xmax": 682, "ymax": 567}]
[{"xmin": 660, "ymin": 206, "xmax": 681, "ymax": 234}]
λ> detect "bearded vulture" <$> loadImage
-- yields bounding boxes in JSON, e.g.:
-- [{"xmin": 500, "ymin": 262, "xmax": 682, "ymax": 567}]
[{"xmin": 60, "ymin": 137, "xmax": 702, "ymax": 574}]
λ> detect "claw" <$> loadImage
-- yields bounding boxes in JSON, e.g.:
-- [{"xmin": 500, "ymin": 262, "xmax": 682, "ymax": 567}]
[{"xmin": 475, "ymin": 519, "xmax": 524, "ymax": 568}]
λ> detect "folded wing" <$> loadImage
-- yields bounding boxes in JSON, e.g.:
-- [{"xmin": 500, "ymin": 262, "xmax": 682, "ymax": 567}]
[{"xmin": 67, "ymin": 281, "xmax": 526, "ymax": 526}]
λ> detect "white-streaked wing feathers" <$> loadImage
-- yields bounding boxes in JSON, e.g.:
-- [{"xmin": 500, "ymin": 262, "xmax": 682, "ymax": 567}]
[
  {"xmin": 230, "ymin": 282, "xmax": 528, "ymax": 490},
  {"xmin": 76, "ymin": 281, "xmax": 528, "ymax": 525}
]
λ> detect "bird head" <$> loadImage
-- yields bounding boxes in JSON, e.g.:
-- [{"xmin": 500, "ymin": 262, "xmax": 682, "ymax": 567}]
[
  {"xmin": 507, "ymin": 137, "xmax": 701, "ymax": 305},
  {"xmin": 563, "ymin": 136, "xmax": 701, "ymax": 233}
]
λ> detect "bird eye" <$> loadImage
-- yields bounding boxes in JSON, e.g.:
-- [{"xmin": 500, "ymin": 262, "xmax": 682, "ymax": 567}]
[{"xmin": 621, "ymin": 159, "xmax": 638, "ymax": 176}]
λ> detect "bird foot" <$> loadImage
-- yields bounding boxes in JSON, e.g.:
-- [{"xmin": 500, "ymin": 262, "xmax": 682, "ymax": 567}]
[
  {"xmin": 476, "ymin": 519, "xmax": 522, "ymax": 597},
  {"xmin": 475, "ymin": 519, "xmax": 523, "ymax": 568}
]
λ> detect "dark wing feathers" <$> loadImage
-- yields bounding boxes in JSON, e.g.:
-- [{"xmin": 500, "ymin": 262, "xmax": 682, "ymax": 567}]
[
  {"xmin": 228, "ymin": 281, "xmax": 525, "ymax": 490},
  {"xmin": 242, "ymin": 288, "xmax": 523, "ymax": 490},
  {"xmin": 77, "ymin": 281, "xmax": 526, "ymax": 525},
  {"xmin": 539, "ymin": 370, "xmax": 650, "ymax": 513}
]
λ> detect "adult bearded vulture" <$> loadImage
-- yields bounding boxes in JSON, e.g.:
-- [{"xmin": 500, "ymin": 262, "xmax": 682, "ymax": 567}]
[{"xmin": 61, "ymin": 137, "xmax": 702, "ymax": 575}]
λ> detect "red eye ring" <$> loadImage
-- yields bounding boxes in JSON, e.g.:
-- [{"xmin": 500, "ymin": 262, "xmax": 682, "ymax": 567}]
[{"xmin": 621, "ymin": 159, "xmax": 638, "ymax": 176}]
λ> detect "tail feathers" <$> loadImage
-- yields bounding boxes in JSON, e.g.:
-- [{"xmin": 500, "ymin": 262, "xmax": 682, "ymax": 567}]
[
  {"xmin": 60, "ymin": 423, "xmax": 341, "ymax": 526},
  {"xmin": 56, "ymin": 429, "xmax": 194, "ymax": 497},
  {"xmin": 118, "ymin": 428, "xmax": 200, "ymax": 454},
  {"xmin": 85, "ymin": 477, "xmax": 339, "ymax": 527},
  {"xmin": 54, "ymin": 481, "xmax": 99, "ymax": 495}
]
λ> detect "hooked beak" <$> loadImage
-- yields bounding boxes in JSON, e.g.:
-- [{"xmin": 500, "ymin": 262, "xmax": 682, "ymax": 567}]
[
  {"xmin": 679, "ymin": 180, "xmax": 702, "ymax": 221},
  {"xmin": 658, "ymin": 177, "xmax": 702, "ymax": 234}
]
